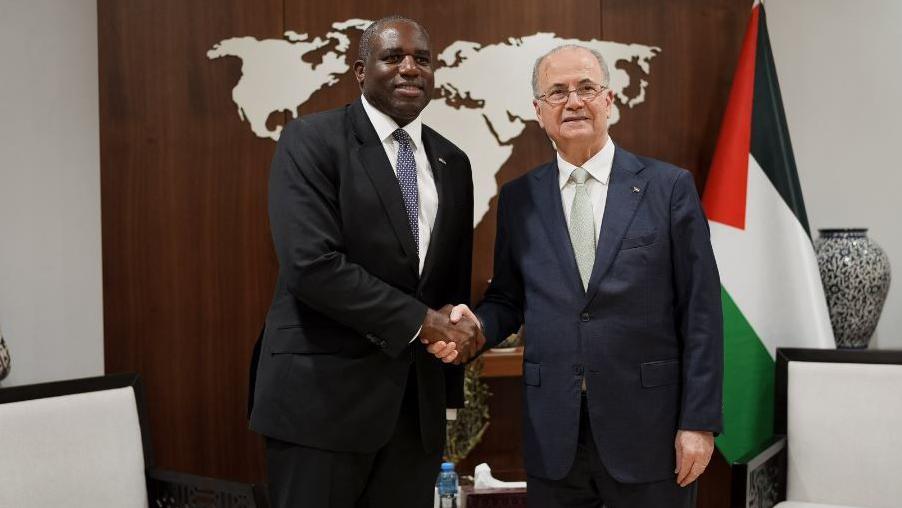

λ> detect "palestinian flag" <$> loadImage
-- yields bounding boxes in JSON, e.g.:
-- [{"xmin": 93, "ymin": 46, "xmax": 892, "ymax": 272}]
[{"xmin": 702, "ymin": 3, "xmax": 835, "ymax": 463}]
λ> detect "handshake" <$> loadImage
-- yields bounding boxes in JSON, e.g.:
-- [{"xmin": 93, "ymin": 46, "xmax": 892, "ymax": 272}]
[{"xmin": 419, "ymin": 304, "xmax": 485, "ymax": 365}]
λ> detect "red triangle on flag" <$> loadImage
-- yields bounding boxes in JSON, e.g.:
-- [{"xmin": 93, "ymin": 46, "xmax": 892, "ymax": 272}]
[{"xmin": 702, "ymin": 5, "xmax": 760, "ymax": 230}]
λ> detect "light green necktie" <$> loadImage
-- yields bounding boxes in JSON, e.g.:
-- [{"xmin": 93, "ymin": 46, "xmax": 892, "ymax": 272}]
[{"xmin": 568, "ymin": 167, "xmax": 596, "ymax": 290}]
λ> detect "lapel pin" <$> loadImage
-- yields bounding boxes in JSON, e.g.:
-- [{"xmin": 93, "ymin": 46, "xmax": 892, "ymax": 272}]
[
  {"xmin": 632, "ymin": 186, "xmax": 641, "ymax": 193},
  {"xmin": 438, "ymin": 157, "xmax": 447, "ymax": 165}
]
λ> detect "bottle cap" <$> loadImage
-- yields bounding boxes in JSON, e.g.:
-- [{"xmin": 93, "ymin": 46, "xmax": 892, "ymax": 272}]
[{"xmin": 441, "ymin": 462, "xmax": 455, "ymax": 471}]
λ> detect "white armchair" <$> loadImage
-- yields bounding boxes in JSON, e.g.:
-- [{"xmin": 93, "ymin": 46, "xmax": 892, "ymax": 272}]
[
  {"xmin": 0, "ymin": 373, "xmax": 267, "ymax": 507},
  {"xmin": 737, "ymin": 348, "xmax": 902, "ymax": 508}
]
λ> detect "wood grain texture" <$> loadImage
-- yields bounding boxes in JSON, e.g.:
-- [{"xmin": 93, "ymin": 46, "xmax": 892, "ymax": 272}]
[
  {"xmin": 458, "ymin": 377, "xmax": 525, "ymax": 482},
  {"xmin": 699, "ymin": 449, "xmax": 733, "ymax": 508},
  {"xmin": 99, "ymin": 2, "xmax": 749, "ymax": 502},
  {"xmin": 602, "ymin": 0, "xmax": 749, "ymax": 190},
  {"xmin": 481, "ymin": 348, "xmax": 524, "ymax": 378},
  {"xmin": 99, "ymin": 0, "xmax": 282, "ymax": 482}
]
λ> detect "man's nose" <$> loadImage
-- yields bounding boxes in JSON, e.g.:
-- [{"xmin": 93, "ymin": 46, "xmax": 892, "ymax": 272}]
[
  {"xmin": 399, "ymin": 55, "xmax": 419, "ymax": 75},
  {"xmin": 565, "ymin": 90, "xmax": 586, "ymax": 109}
]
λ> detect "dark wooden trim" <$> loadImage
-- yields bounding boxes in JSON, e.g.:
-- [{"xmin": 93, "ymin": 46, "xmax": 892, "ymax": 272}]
[
  {"xmin": 0, "ymin": 372, "xmax": 154, "ymax": 469},
  {"xmin": 774, "ymin": 348, "xmax": 902, "ymax": 434},
  {"xmin": 729, "ymin": 460, "xmax": 747, "ymax": 508}
]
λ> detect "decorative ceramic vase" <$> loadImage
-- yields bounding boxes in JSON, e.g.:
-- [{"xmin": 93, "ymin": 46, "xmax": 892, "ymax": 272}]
[
  {"xmin": 815, "ymin": 229, "xmax": 891, "ymax": 349},
  {"xmin": 0, "ymin": 335, "xmax": 10, "ymax": 381}
]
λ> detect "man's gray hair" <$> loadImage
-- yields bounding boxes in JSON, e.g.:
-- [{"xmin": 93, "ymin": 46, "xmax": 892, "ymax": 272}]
[{"xmin": 531, "ymin": 45, "xmax": 611, "ymax": 98}]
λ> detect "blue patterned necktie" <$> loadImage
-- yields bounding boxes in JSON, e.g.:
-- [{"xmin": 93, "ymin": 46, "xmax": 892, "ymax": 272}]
[{"xmin": 392, "ymin": 128, "xmax": 420, "ymax": 254}]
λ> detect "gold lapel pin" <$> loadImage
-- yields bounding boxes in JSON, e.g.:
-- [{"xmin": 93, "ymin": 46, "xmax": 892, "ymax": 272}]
[{"xmin": 632, "ymin": 186, "xmax": 641, "ymax": 193}]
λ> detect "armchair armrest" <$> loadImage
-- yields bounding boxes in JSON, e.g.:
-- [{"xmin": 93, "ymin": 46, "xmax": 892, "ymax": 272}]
[
  {"xmin": 147, "ymin": 468, "xmax": 268, "ymax": 508},
  {"xmin": 730, "ymin": 436, "xmax": 787, "ymax": 508}
]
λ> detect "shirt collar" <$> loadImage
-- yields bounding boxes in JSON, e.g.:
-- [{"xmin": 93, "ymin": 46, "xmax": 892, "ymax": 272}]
[
  {"xmin": 557, "ymin": 135, "xmax": 615, "ymax": 190},
  {"xmin": 361, "ymin": 95, "xmax": 424, "ymax": 151}
]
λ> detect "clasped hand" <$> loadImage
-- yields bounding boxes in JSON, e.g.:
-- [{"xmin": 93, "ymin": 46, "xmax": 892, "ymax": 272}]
[{"xmin": 419, "ymin": 304, "xmax": 484, "ymax": 364}]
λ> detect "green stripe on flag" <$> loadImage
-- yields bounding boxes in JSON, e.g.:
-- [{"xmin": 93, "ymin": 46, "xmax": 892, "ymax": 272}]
[{"xmin": 716, "ymin": 287, "xmax": 775, "ymax": 463}]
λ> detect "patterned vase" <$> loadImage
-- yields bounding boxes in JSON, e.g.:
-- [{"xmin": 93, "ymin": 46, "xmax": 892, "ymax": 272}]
[
  {"xmin": 0, "ymin": 334, "xmax": 10, "ymax": 381},
  {"xmin": 815, "ymin": 229, "xmax": 891, "ymax": 349}
]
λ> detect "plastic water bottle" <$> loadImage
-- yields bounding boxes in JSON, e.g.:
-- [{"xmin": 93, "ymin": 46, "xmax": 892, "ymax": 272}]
[{"xmin": 436, "ymin": 461, "xmax": 459, "ymax": 508}]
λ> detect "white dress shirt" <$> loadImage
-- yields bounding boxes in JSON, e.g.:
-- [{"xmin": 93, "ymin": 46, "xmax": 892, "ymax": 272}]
[
  {"xmin": 361, "ymin": 97, "xmax": 448, "ymax": 366},
  {"xmin": 557, "ymin": 136, "xmax": 616, "ymax": 242},
  {"xmin": 360, "ymin": 96, "xmax": 438, "ymax": 276}
]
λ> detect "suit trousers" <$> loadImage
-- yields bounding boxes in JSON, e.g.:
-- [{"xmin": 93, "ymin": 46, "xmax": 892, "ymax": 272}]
[
  {"xmin": 265, "ymin": 365, "xmax": 442, "ymax": 508},
  {"xmin": 527, "ymin": 394, "xmax": 696, "ymax": 508}
]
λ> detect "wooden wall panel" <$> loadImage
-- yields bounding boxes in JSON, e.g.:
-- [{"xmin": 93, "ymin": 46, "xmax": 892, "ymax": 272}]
[
  {"xmin": 603, "ymin": 0, "xmax": 749, "ymax": 189},
  {"xmin": 99, "ymin": 0, "xmax": 283, "ymax": 482},
  {"xmin": 99, "ymin": 0, "xmax": 750, "ymax": 498},
  {"xmin": 458, "ymin": 377, "xmax": 525, "ymax": 481}
]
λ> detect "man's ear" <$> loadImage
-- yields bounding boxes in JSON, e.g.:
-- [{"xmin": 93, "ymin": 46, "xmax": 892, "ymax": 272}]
[
  {"xmin": 353, "ymin": 60, "xmax": 365, "ymax": 86},
  {"xmin": 533, "ymin": 100, "xmax": 544, "ymax": 129}
]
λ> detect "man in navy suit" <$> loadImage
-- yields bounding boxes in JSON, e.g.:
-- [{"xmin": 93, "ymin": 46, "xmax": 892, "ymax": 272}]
[{"xmin": 440, "ymin": 45, "xmax": 723, "ymax": 507}]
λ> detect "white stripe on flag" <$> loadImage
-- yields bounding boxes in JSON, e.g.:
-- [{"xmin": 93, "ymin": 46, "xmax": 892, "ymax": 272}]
[{"xmin": 709, "ymin": 154, "xmax": 834, "ymax": 357}]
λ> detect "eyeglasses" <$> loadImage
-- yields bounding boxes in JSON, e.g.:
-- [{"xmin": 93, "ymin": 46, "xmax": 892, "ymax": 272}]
[{"xmin": 536, "ymin": 83, "xmax": 607, "ymax": 105}]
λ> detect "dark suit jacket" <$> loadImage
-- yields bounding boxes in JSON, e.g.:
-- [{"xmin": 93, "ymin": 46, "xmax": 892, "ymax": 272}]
[
  {"xmin": 476, "ymin": 146, "xmax": 723, "ymax": 483},
  {"xmin": 249, "ymin": 98, "xmax": 472, "ymax": 455}
]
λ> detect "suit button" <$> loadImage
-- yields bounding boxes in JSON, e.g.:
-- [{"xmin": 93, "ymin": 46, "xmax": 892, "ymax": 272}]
[{"xmin": 580, "ymin": 312, "xmax": 590, "ymax": 322}]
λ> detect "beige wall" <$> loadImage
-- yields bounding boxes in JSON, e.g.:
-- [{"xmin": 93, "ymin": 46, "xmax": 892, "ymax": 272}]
[
  {"xmin": 0, "ymin": 0, "xmax": 103, "ymax": 386},
  {"xmin": 768, "ymin": 0, "xmax": 902, "ymax": 349}
]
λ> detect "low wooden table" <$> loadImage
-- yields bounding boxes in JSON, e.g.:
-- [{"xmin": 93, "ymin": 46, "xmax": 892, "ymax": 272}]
[{"xmin": 481, "ymin": 347, "xmax": 524, "ymax": 377}]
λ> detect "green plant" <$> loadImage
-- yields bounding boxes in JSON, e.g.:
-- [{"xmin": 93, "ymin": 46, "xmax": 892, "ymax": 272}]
[{"xmin": 444, "ymin": 356, "xmax": 491, "ymax": 464}]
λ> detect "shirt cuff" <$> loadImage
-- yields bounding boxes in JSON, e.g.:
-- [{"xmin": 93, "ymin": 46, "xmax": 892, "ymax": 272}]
[
  {"xmin": 446, "ymin": 408, "xmax": 458, "ymax": 421},
  {"xmin": 409, "ymin": 325, "xmax": 423, "ymax": 343}
]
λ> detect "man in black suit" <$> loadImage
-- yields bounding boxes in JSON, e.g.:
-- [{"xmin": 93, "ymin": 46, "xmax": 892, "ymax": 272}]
[
  {"xmin": 444, "ymin": 45, "xmax": 723, "ymax": 507},
  {"xmin": 249, "ymin": 15, "xmax": 481, "ymax": 508}
]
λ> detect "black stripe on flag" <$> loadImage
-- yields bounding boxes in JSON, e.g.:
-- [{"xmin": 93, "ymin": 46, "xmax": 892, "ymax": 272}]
[{"xmin": 750, "ymin": 5, "xmax": 812, "ymax": 237}]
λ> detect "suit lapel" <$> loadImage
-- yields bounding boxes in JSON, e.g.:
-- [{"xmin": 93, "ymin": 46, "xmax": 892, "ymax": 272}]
[
  {"xmin": 348, "ymin": 100, "xmax": 419, "ymax": 275},
  {"xmin": 531, "ymin": 162, "xmax": 585, "ymax": 294},
  {"xmin": 584, "ymin": 147, "xmax": 647, "ymax": 304},
  {"xmin": 418, "ymin": 129, "xmax": 449, "ymax": 288}
]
